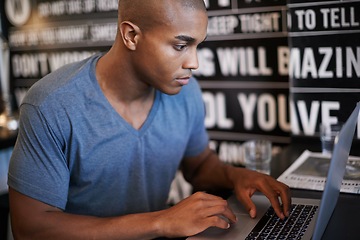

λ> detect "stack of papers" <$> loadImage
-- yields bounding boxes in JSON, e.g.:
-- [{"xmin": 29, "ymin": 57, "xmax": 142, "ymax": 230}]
[{"xmin": 277, "ymin": 150, "xmax": 360, "ymax": 194}]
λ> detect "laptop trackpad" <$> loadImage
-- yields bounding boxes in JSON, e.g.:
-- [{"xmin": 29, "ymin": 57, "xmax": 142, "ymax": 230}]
[{"xmin": 189, "ymin": 194, "xmax": 271, "ymax": 240}]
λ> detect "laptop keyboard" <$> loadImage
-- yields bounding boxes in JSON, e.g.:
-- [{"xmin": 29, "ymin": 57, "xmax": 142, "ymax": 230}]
[{"xmin": 245, "ymin": 204, "xmax": 318, "ymax": 240}]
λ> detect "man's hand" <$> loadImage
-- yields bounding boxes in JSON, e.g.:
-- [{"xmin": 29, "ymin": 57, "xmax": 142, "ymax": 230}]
[
  {"xmin": 181, "ymin": 146, "xmax": 291, "ymax": 223},
  {"xmin": 229, "ymin": 167, "xmax": 291, "ymax": 220},
  {"xmin": 156, "ymin": 192, "xmax": 237, "ymax": 238}
]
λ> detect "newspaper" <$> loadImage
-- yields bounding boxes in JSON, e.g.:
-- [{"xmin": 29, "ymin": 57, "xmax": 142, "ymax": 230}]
[{"xmin": 277, "ymin": 150, "xmax": 360, "ymax": 194}]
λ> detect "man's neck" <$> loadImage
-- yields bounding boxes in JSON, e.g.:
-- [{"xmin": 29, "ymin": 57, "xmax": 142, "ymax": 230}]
[{"xmin": 95, "ymin": 51, "xmax": 156, "ymax": 130}]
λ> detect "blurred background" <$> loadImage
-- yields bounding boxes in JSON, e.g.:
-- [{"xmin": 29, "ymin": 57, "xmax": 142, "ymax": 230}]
[{"xmin": 1, "ymin": 0, "xmax": 359, "ymax": 239}]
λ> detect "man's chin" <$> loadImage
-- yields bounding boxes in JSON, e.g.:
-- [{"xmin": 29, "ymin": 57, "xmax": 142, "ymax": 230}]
[{"xmin": 161, "ymin": 86, "xmax": 183, "ymax": 96}]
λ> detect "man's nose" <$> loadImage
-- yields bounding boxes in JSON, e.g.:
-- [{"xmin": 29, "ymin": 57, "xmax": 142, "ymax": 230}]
[{"xmin": 183, "ymin": 48, "xmax": 199, "ymax": 70}]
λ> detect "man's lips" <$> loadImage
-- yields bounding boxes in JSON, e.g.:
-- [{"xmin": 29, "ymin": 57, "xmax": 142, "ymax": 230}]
[{"xmin": 176, "ymin": 77, "xmax": 191, "ymax": 86}]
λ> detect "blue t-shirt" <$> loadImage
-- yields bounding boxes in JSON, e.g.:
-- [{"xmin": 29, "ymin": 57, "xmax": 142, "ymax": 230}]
[{"xmin": 8, "ymin": 53, "xmax": 209, "ymax": 217}]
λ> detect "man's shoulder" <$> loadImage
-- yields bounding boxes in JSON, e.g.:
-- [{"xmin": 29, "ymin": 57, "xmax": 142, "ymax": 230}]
[{"xmin": 22, "ymin": 53, "xmax": 101, "ymax": 107}]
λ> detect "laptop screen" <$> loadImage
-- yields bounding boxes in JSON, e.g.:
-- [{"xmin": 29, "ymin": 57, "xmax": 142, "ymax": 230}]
[{"xmin": 312, "ymin": 102, "xmax": 360, "ymax": 240}]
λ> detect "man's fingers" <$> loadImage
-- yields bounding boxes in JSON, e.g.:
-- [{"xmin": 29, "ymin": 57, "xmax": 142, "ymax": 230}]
[
  {"xmin": 236, "ymin": 193, "xmax": 257, "ymax": 218},
  {"xmin": 279, "ymin": 184, "xmax": 292, "ymax": 217},
  {"xmin": 261, "ymin": 183, "xmax": 291, "ymax": 219},
  {"xmin": 270, "ymin": 182, "xmax": 291, "ymax": 219},
  {"xmin": 219, "ymin": 206, "xmax": 237, "ymax": 224},
  {"xmin": 267, "ymin": 192, "xmax": 285, "ymax": 219},
  {"xmin": 206, "ymin": 215, "xmax": 231, "ymax": 230},
  {"xmin": 191, "ymin": 192, "xmax": 237, "ymax": 225},
  {"xmin": 235, "ymin": 181, "xmax": 291, "ymax": 220},
  {"xmin": 201, "ymin": 199, "xmax": 237, "ymax": 224}
]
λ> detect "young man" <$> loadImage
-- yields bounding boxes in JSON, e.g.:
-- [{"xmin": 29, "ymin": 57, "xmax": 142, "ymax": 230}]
[{"xmin": 8, "ymin": 0, "xmax": 291, "ymax": 239}]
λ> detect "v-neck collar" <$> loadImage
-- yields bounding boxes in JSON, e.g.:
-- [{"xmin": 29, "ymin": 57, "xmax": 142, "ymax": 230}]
[{"xmin": 89, "ymin": 53, "xmax": 161, "ymax": 137}]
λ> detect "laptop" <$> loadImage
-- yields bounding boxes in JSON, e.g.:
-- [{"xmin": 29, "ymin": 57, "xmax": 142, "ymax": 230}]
[{"xmin": 189, "ymin": 102, "xmax": 360, "ymax": 240}]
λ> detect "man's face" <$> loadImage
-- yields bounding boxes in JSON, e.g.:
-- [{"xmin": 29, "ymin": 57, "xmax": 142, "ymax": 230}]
[{"xmin": 133, "ymin": 5, "xmax": 208, "ymax": 95}]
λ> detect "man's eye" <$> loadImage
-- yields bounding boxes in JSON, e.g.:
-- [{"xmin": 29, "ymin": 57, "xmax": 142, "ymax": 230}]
[{"xmin": 174, "ymin": 44, "xmax": 187, "ymax": 51}]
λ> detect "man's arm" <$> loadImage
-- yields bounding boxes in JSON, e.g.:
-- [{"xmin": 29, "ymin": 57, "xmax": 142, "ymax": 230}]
[
  {"xmin": 181, "ymin": 146, "xmax": 291, "ymax": 220},
  {"xmin": 9, "ymin": 187, "xmax": 162, "ymax": 240},
  {"xmin": 9, "ymin": 187, "xmax": 236, "ymax": 239}
]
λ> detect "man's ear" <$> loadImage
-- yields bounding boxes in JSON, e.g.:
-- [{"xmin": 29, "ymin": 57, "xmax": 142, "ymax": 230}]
[{"xmin": 119, "ymin": 21, "xmax": 141, "ymax": 50}]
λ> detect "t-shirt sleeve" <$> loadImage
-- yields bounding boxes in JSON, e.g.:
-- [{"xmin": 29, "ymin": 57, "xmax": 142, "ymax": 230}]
[
  {"xmin": 8, "ymin": 104, "xmax": 70, "ymax": 210},
  {"xmin": 183, "ymin": 79, "xmax": 209, "ymax": 157}
]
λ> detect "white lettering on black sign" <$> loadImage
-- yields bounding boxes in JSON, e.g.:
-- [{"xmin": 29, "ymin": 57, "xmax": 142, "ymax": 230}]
[
  {"xmin": 207, "ymin": 11, "xmax": 283, "ymax": 36},
  {"xmin": 37, "ymin": 0, "xmax": 117, "ymax": 17},
  {"xmin": 289, "ymin": 4, "xmax": 360, "ymax": 32},
  {"xmin": 5, "ymin": 0, "xmax": 31, "ymax": 26},
  {"xmin": 9, "ymin": 23, "xmax": 117, "ymax": 48},
  {"xmin": 288, "ymin": 47, "xmax": 360, "ymax": 79},
  {"xmin": 202, "ymin": 91, "xmax": 291, "ymax": 132},
  {"xmin": 12, "ymin": 51, "xmax": 98, "ymax": 78},
  {"xmin": 239, "ymin": 12, "xmax": 281, "ymax": 33},
  {"xmin": 195, "ymin": 46, "xmax": 276, "ymax": 77}
]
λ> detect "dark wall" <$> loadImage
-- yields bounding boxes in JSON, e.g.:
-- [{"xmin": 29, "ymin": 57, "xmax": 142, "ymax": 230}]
[
  {"xmin": 196, "ymin": 0, "xmax": 290, "ymax": 164},
  {"xmin": 287, "ymin": 0, "xmax": 360, "ymax": 145},
  {"xmin": 2, "ymin": 0, "xmax": 360, "ymax": 164}
]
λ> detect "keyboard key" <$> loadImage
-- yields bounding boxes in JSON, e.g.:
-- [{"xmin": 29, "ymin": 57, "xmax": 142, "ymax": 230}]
[{"xmin": 246, "ymin": 204, "xmax": 318, "ymax": 239}]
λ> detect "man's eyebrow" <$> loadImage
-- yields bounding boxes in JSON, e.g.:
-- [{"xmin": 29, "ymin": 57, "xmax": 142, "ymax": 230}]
[{"xmin": 175, "ymin": 35, "xmax": 196, "ymax": 43}]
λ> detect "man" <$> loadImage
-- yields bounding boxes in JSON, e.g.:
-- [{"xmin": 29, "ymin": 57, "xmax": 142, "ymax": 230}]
[{"xmin": 8, "ymin": 0, "xmax": 291, "ymax": 239}]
